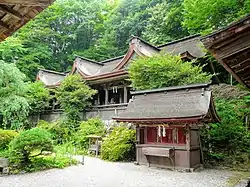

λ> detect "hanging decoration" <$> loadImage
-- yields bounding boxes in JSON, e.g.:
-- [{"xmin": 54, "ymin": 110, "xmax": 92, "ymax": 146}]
[
  {"xmin": 162, "ymin": 126, "xmax": 166, "ymax": 137},
  {"xmin": 158, "ymin": 126, "xmax": 161, "ymax": 137}
]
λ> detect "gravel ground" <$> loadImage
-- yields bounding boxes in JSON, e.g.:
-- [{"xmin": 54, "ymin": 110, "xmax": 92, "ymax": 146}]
[{"xmin": 0, "ymin": 156, "xmax": 235, "ymax": 187}]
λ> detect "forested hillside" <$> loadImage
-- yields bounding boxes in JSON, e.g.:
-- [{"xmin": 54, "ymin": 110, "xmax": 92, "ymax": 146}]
[{"xmin": 0, "ymin": 0, "xmax": 249, "ymax": 80}]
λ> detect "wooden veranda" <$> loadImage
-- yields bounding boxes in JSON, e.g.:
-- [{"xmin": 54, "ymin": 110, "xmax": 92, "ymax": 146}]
[{"xmin": 0, "ymin": 0, "xmax": 54, "ymax": 41}]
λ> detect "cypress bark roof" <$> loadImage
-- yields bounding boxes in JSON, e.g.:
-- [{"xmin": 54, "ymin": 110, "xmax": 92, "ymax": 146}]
[
  {"xmin": 36, "ymin": 69, "xmax": 66, "ymax": 87},
  {"xmin": 113, "ymin": 83, "xmax": 220, "ymax": 124},
  {"xmin": 37, "ymin": 35, "xmax": 206, "ymax": 86}
]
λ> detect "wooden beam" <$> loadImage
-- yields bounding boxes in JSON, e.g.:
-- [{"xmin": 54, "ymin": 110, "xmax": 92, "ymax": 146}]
[
  {"xmin": 234, "ymin": 64, "xmax": 250, "ymax": 73},
  {"xmin": 0, "ymin": 5, "xmax": 23, "ymax": 19},
  {"xmin": 0, "ymin": 0, "xmax": 52, "ymax": 6},
  {"xmin": 213, "ymin": 52, "xmax": 250, "ymax": 88},
  {"xmin": 0, "ymin": 20, "xmax": 10, "ymax": 30}
]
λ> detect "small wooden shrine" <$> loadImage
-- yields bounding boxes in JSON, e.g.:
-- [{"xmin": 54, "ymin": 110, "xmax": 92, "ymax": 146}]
[{"xmin": 113, "ymin": 83, "xmax": 219, "ymax": 171}]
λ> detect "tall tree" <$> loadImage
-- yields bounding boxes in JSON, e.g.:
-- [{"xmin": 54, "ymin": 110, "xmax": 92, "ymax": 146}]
[
  {"xmin": 56, "ymin": 74, "xmax": 97, "ymax": 130},
  {"xmin": 143, "ymin": 0, "xmax": 189, "ymax": 45},
  {"xmin": 0, "ymin": 61, "xmax": 29, "ymax": 129},
  {"xmin": 183, "ymin": 0, "xmax": 250, "ymax": 34},
  {"xmin": 85, "ymin": 0, "xmax": 164, "ymax": 61}
]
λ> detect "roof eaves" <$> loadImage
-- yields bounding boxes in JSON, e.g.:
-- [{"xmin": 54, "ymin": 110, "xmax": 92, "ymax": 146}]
[
  {"xmin": 157, "ymin": 34, "xmax": 201, "ymax": 48},
  {"xmin": 38, "ymin": 69, "xmax": 67, "ymax": 76},
  {"xmin": 74, "ymin": 55, "xmax": 104, "ymax": 66},
  {"xmin": 113, "ymin": 116, "xmax": 203, "ymax": 123},
  {"xmin": 99, "ymin": 55, "xmax": 125, "ymax": 64},
  {"xmin": 131, "ymin": 83, "xmax": 211, "ymax": 95},
  {"xmin": 130, "ymin": 35, "xmax": 160, "ymax": 51}
]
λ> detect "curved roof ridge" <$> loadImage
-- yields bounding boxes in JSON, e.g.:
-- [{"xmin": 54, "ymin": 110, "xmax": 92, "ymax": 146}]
[
  {"xmin": 130, "ymin": 35, "xmax": 160, "ymax": 51},
  {"xmin": 99, "ymin": 55, "xmax": 125, "ymax": 64},
  {"xmin": 131, "ymin": 83, "xmax": 211, "ymax": 95},
  {"xmin": 74, "ymin": 55, "xmax": 103, "ymax": 66},
  {"xmin": 157, "ymin": 34, "xmax": 201, "ymax": 48},
  {"xmin": 38, "ymin": 69, "xmax": 67, "ymax": 76}
]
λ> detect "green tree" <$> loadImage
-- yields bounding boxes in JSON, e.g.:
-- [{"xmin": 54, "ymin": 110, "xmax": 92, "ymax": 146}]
[
  {"xmin": 183, "ymin": 0, "xmax": 250, "ymax": 34},
  {"xmin": 0, "ymin": 61, "xmax": 29, "ymax": 130},
  {"xmin": 143, "ymin": 0, "xmax": 189, "ymax": 45},
  {"xmin": 129, "ymin": 54, "xmax": 212, "ymax": 90},
  {"xmin": 26, "ymin": 81, "xmax": 51, "ymax": 115},
  {"xmin": 56, "ymin": 74, "xmax": 97, "ymax": 130},
  {"xmin": 0, "ymin": 0, "xmax": 106, "ymax": 80},
  {"xmin": 87, "ymin": 0, "xmax": 164, "ymax": 61}
]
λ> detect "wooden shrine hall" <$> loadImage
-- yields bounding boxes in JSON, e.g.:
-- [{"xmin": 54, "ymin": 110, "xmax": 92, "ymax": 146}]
[
  {"xmin": 202, "ymin": 14, "xmax": 250, "ymax": 89},
  {"xmin": 113, "ymin": 83, "xmax": 219, "ymax": 170},
  {"xmin": 37, "ymin": 35, "xmax": 207, "ymax": 121},
  {"xmin": 0, "ymin": 0, "xmax": 54, "ymax": 42}
]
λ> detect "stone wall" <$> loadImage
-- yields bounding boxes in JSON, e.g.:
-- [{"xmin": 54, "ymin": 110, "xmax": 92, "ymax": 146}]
[{"xmin": 30, "ymin": 104, "xmax": 128, "ymax": 126}]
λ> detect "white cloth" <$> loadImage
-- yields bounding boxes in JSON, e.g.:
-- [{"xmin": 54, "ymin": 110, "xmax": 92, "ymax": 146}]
[
  {"xmin": 162, "ymin": 126, "xmax": 166, "ymax": 137},
  {"xmin": 158, "ymin": 126, "xmax": 161, "ymax": 137}
]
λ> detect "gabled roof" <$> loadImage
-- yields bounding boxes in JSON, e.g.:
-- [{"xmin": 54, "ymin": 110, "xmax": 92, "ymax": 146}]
[
  {"xmin": 38, "ymin": 35, "xmax": 206, "ymax": 86},
  {"xmin": 0, "ymin": 0, "xmax": 54, "ymax": 42},
  {"xmin": 158, "ymin": 34, "xmax": 206, "ymax": 58},
  {"xmin": 201, "ymin": 14, "xmax": 250, "ymax": 89},
  {"xmin": 113, "ymin": 83, "xmax": 220, "ymax": 124},
  {"xmin": 72, "ymin": 35, "xmax": 205, "ymax": 78},
  {"xmin": 36, "ymin": 69, "xmax": 66, "ymax": 87}
]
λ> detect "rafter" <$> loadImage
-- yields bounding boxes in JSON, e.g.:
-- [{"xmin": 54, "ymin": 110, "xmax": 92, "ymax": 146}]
[
  {"xmin": 0, "ymin": 0, "xmax": 52, "ymax": 6},
  {"xmin": 0, "ymin": 5, "xmax": 23, "ymax": 19},
  {"xmin": 0, "ymin": 20, "xmax": 10, "ymax": 30}
]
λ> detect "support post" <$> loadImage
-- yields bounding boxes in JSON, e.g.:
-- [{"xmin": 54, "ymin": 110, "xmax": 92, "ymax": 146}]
[
  {"xmin": 124, "ymin": 86, "xmax": 128, "ymax": 103},
  {"xmin": 105, "ymin": 88, "xmax": 109, "ymax": 105},
  {"xmin": 186, "ymin": 126, "xmax": 191, "ymax": 169},
  {"xmin": 97, "ymin": 92, "xmax": 100, "ymax": 105}
]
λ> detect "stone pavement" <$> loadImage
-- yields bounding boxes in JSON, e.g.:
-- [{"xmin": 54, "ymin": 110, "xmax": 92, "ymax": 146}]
[{"xmin": 0, "ymin": 156, "xmax": 234, "ymax": 187}]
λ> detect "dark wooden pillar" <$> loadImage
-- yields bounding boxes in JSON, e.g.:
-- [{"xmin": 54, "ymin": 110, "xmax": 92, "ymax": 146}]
[
  {"xmin": 97, "ymin": 93, "xmax": 100, "ymax": 105},
  {"xmin": 105, "ymin": 88, "xmax": 109, "ymax": 105},
  {"xmin": 136, "ymin": 125, "xmax": 140, "ymax": 164},
  {"xmin": 124, "ymin": 86, "xmax": 128, "ymax": 103},
  {"xmin": 186, "ymin": 127, "xmax": 191, "ymax": 169}
]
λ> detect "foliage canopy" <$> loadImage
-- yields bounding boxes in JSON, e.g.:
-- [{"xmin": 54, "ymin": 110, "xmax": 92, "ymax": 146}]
[{"xmin": 129, "ymin": 54, "xmax": 212, "ymax": 90}]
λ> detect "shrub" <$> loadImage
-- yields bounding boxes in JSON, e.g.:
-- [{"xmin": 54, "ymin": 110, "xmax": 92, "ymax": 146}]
[
  {"xmin": 9, "ymin": 128, "xmax": 53, "ymax": 166},
  {"xmin": 37, "ymin": 120, "xmax": 70, "ymax": 144},
  {"xmin": 54, "ymin": 142, "xmax": 87, "ymax": 155},
  {"xmin": 101, "ymin": 126, "xmax": 136, "ymax": 162},
  {"xmin": 73, "ymin": 118, "xmax": 105, "ymax": 149},
  {"xmin": 201, "ymin": 95, "xmax": 250, "ymax": 167},
  {"xmin": 0, "ymin": 129, "xmax": 18, "ymax": 150},
  {"xmin": 22, "ymin": 155, "xmax": 78, "ymax": 173}
]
